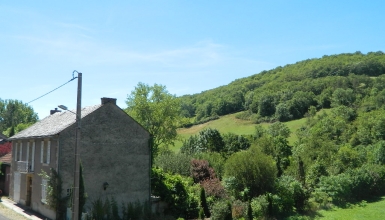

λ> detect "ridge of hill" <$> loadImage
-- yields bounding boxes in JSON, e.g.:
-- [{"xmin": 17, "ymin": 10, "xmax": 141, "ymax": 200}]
[{"xmin": 178, "ymin": 51, "xmax": 385, "ymax": 124}]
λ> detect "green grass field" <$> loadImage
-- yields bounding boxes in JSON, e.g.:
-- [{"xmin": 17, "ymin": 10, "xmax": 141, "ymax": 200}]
[
  {"xmin": 314, "ymin": 197, "xmax": 385, "ymax": 219},
  {"xmin": 171, "ymin": 109, "xmax": 331, "ymax": 152}
]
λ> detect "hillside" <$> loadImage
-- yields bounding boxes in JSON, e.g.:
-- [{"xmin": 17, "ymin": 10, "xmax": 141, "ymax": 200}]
[
  {"xmin": 174, "ymin": 108, "xmax": 331, "ymax": 151},
  {"xmin": 178, "ymin": 51, "xmax": 385, "ymax": 125},
  {"xmin": 155, "ymin": 51, "xmax": 385, "ymax": 219}
]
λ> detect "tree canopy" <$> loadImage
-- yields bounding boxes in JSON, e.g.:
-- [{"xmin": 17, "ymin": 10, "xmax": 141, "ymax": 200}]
[
  {"xmin": 0, "ymin": 99, "xmax": 38, "ymax": 135},
  {"xmin": 125, "ymin": 82, "xmax": 183, "ymax": 157}
]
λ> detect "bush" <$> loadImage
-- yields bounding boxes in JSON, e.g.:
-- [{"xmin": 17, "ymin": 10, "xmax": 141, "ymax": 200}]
[
  {"xmin": 250, "ymin": 195, "xmax": 269, "ymax": 219},
  {"xmin": 313, "ymin": 172, "xmax": 352, "ymax": 206},
  {"xmin": 151, "ymin": 168, "xmax": 200, "ymax": 218},
  {"xmin": 211, "ymin": 200, "xmax": 232, "ymax": 220},
  {"xmin": 231, "ymin": 200, "xmax": 248, "ymax": 219},
  {"xmin": 154, "ymin": 152, "xmax": 192, "ymax": 176},
  {"xmin": 274, "ymin": 176, "xmax": 307, "ymax": 213},
  {"xmin": 350, "ymin": 163, "xmax": 385, "ymax": 200},
  {"xmin": 224, "ymin": 147, "xmax": 277, "ymax": 199},
  {"xmin": 195, "ymin": 152, "xmax": 226, "ymax": 179},
  {"xmin": 190, "ymin": 159, "xmax": 216, "ymax": 183}
]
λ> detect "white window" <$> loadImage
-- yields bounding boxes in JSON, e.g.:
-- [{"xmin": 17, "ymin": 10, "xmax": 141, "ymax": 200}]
[
  {"xmin": 40, "ymin": 140, "xmax": 51, "ymax": 164},
  {"xmin": 41, "ymin": 178, "xmax": 48, "ymax": 203}
]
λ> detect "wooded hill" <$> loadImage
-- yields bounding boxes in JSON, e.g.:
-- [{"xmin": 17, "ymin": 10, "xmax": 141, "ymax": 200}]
[
  {"xmin": 179, "ymin": 51, "xmax": 385, "ymax": 124},
  {"xmin": 151, "ymin": 51, "xmax": 385, "ymax": 219}
]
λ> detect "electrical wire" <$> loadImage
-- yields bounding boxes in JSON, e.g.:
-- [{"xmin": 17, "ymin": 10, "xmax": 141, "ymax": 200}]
[{"xmin": 27, "ymin": 76, "xmax": 78, "ymax": 104}]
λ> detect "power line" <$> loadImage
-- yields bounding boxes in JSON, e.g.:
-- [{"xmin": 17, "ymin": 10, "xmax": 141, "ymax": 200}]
[{"xmin": 27, "ymin": 76, "xmax": 78, "ymax": 104}]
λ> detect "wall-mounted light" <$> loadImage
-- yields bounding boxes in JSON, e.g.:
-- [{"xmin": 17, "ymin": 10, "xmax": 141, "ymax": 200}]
[{"xmin": 103, "ymin": 182, "xmax": 109, "ymax": 190}]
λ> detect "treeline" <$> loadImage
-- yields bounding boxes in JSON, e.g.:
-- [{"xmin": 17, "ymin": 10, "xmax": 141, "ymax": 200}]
[{"xmin": 179, "ymin": 51, "xmax": 385, "ymax": 124}]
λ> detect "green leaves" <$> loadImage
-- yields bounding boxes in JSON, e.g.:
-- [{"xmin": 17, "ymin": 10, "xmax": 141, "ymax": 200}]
[
  {"xmin": 125, "ymin": 83, "xmax": 183, "ymax": 158},
  {"xmin": 0, "ymin": 99, "xmax": 38, "ymax": 134}
]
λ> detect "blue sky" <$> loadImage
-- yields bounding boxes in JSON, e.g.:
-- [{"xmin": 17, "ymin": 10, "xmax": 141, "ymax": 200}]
[{"xmin": 1, "ymin": 1, "xmax": 384, "ymax": 119}]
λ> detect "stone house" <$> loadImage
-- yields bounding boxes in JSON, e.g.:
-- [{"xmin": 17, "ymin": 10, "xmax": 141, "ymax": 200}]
[{"xmin": 8, "ymin": 98, "xmax": 151, "ymax": 219}]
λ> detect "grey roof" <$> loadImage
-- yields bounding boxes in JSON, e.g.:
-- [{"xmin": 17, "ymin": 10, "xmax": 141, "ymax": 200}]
[{"xmin": 9, "ymin": 104, "xmax": 102, "ymax": 140}]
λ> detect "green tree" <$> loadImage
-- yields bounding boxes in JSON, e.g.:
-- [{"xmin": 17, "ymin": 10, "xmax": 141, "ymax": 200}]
[
  {"xmin": 200, "ymin": 187, "xmax": 210, "ymax": 218},
  {"xmin": 267, "ymin": 122, "xmax": 291, "ymax": 138},
  {"xmin": 0, "ymin": 99, "xmax": 38, "ymax": 134},
  {"xmin": 224, "ymin": 147, "xmax": 277, "ymax": 199},
  {"xmin": 125, "ymin": 83, "xmax": 183, "ymax": 159},
  {"xmin": 331, "ymin": 88, "xmax": 355, "ymax": 107}
]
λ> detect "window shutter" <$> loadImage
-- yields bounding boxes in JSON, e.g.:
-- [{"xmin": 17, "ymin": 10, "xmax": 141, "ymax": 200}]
[
  {"xmin": 32, "ymin": 142, "xmax": 35, "ymax": 172},
  {"xmin": 26, "ymin": 142, "xmax": 30, "ymax": 164},
  {"xmin": 19, "ymin": 142, "xmax": 22, "ymax": 161},
  {"xmin": 15, "ymin": 143, "xmax": 18, "ymax": 161},
  {"xmin": 41, "ymin": 141, "xmax": 44, "ymax": 163},
  {"xmin": 47, "ymin": 141, "xmax": 51, "ymax": 164},
  {"xmin": 41, "ymin": 179, "xmax": 47, "ymax": 203}
]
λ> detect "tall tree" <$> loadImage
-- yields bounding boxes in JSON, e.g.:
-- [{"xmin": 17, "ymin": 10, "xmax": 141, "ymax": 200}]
[
  {"xmin": 0, "ymin": 99, "xmax": 38, "ymax": 134},
  {"xmin": 125, "ymin": 83, "xmax": 183, "ymax": 158}
]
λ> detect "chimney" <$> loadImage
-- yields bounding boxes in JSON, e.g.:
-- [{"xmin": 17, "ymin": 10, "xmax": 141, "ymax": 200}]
[
  {"xmin": 50, "ymin": 108, "xmax": 62, "ymax": 115},
  {"xmin": 101, "ymin": 97, "xmax": 117, "ymax": 105}
]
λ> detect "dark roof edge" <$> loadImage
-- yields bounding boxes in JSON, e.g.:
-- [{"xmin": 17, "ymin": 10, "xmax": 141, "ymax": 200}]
[{"xmin": 8, "ymin": 134, "xmax": 57, "ymax": 141}]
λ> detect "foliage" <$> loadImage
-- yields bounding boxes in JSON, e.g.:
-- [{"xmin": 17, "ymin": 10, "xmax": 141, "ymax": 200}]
[
  {"xmin": 200, "ymin": 187, "xmax": 210, "ymax": 218},
  {"xmin": 0, "ymin": 99, "xmax": 38, "ymax": 134},
  {"xmin": 87, "ymin": 198, "xmax": 151, "ymax": 220},
  {"xmin": 179, "ymin": 52, "xmax": 385, "ymax": 123},
  {"xmin": 200, "ymin": 177, "xmax": 226, "ymax": 199},
  {"xmin": 210, "ymin": 200, "xmax": 232, "ymax": 220},
  {"xmin": 151, "ymin": 167, "xmax": 199, "ymax": 219},
  {"xmin": 0, "ymin": 142, "xmax": 11, "ymax": 157},
  {"xmin": 224, "ymin": 147, "xmax": 277, "ymax": 199},
  {"xmin": 190, "ymin": 159, "xmax": 216, "ymax": 183},
  {"xmin": 154, "ymin": 151, "xmax": 191, "ymax": 176},
  {"xmin": 180, "ymin": 128, "xmax": 224, "ymax": 154},
  {"xmin": 331, "ymin": 88, "xmax": 355, "ymax": 107},
  {"xmin": 79, "ymin": 163, "xmax": 87, "ymax": 218},
  {"xmin": 222, "ymin": 133, "xmax": 251, "ymax": 157},
  {"xmin": 250, "ymin": 195, "xmax": 269, "ymax": 219},
  {"xmin": 273, "ymin": 175, "xmax": 308, "ymax": 213},
  {"xmin": 125, "ymin": 82, "xmax": 184, "ymax": 159},
  {"xmin": 38, "ymin": 168, "xmax": 68, "ymax": 219},
  {"xmin": 194, "ymin": 152, "xmax": 226, "ymax": 179},
  {"xmin": 267, "ymin": 122, "xmax": 291, "ymax": 138}
]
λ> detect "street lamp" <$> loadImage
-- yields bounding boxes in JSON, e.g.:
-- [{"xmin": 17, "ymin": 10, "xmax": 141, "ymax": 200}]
[{"xmin": 59, "ymin": 71, "xmax": 82, "ymax": 220}]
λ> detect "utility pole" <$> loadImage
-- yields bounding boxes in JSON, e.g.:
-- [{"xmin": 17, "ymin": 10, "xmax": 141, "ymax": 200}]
[{"xmin": 72, "ymin": 71, "xmax": 82, "ymax": 220}]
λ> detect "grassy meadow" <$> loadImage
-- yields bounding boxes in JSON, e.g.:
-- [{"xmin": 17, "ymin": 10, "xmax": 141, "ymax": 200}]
[
  {"xmin": 314, "ymin": 197, "xmax": 385, "ymax": 220},
  {"xmin": 171, "ymin": 109, "xmax": 331, "ymax": 152}
]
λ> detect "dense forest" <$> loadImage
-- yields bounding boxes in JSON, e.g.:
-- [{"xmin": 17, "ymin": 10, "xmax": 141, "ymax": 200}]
[{"xmin": 179, "ymin": 51, "xmax": 385, "ymax": 124}]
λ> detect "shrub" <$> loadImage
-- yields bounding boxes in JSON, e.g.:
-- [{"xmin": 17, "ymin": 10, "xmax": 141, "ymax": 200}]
[
  {"xmin": 154, "ymin": 152, "xmax": 191, "ymax": 176},
  {"xmin": 151, "ymin": 167, "xmax": 200, "ymax": 218},
  {"xmin": 200, "ymin": 187, "xmax": 210, "ymax": 218},
  {"xmin": 313, "ymin": 172, "xmax": 352, "ymax": 206},
  {"xmin": 224, "ymin": 148, "xmax": 277, "ymax": 199},
  {"xmin": 250, "ymin": 195, "xmax": 268, "ymax": 219},
  {"xmin": 190, "ymin": 159, "xmax": 216, "ymax": 183},
  {"xmin": 231, "ymin": 200, "xmax": 247, "ymax": 219},
  {"xmin": 195, "ymin": 152, "xmax": 226, "ymax": 179},
  {"xmin": 274, "ymin": 176, "xmax": 307, "ymax": 213},
  {"xmin": 211, "ymin": 200, "xmax": 232, "ymax": 220},
  {"xmin": 201, "ymin": 178, "xmax": 226, "ymax": 199},
  {"xmin": 350, "ymin": 163, "xmax": 385, "ymax": 200}
]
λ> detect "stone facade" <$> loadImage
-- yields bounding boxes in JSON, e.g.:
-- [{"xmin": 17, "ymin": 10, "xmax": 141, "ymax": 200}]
[{"xmin": 8, "ymin": 98, "xmax": 151, "ymax": 219}]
